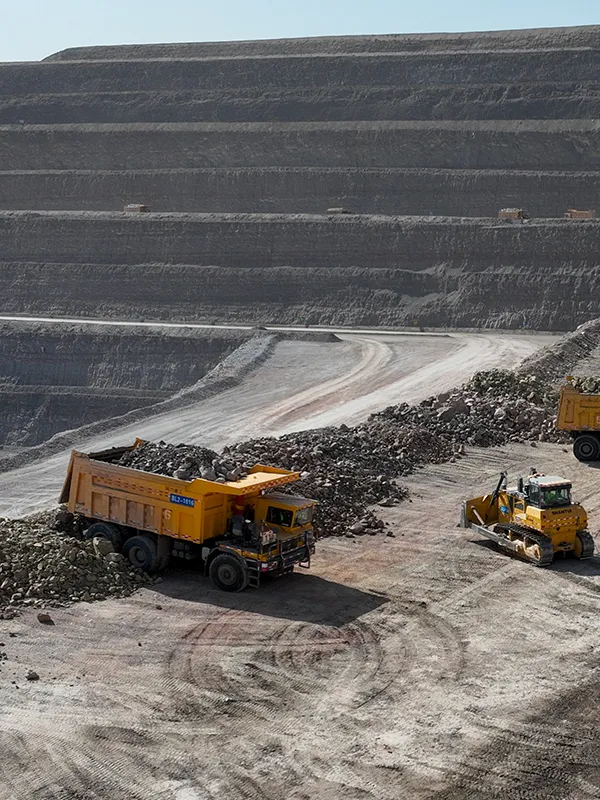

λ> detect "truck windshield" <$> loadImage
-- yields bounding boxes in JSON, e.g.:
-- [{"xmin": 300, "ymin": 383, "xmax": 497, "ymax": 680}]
[
  {"xmin": 541, "ymin": 486, "xmax": 572, "ymax": 508},
  {"xmin": 294, "ymin": 507, "xmax": 313, "ymax": 526},
  {"xmin": 266, "ymin": 506, "xmax": 293, "ymax": 527}
]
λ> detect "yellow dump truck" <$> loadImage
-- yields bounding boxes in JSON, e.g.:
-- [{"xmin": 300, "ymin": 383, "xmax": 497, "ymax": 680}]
[
  {"xmin": 60, "ymin": 440, "xmax": 316, "ymax": 592},
  {"xmin": 557, "ymin": 378, "xmax": 600, "ymax": 461},
  {"xmin": 461, "ymin": 470, "xmax": 594, "ymax": 566}
]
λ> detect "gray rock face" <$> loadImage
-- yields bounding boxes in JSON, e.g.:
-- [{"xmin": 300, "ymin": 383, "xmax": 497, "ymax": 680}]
[
  {"xmin": 0, "ymin": 213, "xmax": 599, "ymax": 331},
  {"xmin": 45, "ymin": 27, "xmax": 600, "ymax": 62},
  {"xmin": 0, "ymin": 322, "xmax": 250, "ymax": 447},
  {"xmin": 0, "ymin": 27, "xmax": 599, "ymax": 331}
]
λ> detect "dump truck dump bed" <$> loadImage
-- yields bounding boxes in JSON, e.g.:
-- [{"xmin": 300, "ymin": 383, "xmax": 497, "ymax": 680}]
[{"xmin": 557, "ymin": 384, "xmax": 600, "ymax": 432}]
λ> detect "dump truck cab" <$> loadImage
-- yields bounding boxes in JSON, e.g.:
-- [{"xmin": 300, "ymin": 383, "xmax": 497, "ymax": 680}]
[
  {"xmin": 217, "ymin": 490, "xmax": 316, "ymax": 585},
  {"xmin": 461, "ymin": 470, "xmax": 593, "ymax": 566},
  {"xmin": 255, "ymin": 492, "xmax": 314, "ymax": 533}
]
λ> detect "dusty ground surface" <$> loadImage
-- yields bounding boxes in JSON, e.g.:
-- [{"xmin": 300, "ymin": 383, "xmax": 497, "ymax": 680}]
[
  {"xmin": 0, "ymin": 331, "xmax": 552, "ymax": 518},
  {"xmin": 1, "ymin": 440, "xmax": 599, "ymax": 799}
]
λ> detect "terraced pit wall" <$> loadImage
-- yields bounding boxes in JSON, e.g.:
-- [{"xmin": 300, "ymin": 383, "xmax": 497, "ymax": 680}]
[
  {"xmin": 0, "ymin": 211, "xmax": 598, "ymax": 330},
  {"xmin": 0, "ymin": 323, "xmax": 249, "ymax": 446},
  {"xmin": 0, "ymin": 26, "xmax": 599, "ymax": 329},
  {"xmin": 2, "ymin": 168, "xmax": 599, "ymax": 219}
]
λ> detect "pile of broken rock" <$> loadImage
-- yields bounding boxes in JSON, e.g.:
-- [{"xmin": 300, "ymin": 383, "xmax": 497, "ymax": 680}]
[
  {"xmin": 0, "ymin": 511, "xmax": 152, "ymax": 615},
  {"xmin": 111, "ymin": 370, "xmax": 568, "ymax": 540}
]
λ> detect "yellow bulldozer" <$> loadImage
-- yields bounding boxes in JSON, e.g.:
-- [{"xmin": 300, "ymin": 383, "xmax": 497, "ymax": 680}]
[{"xmin": 460, "ymin": 470, "xmax": 594, "ymax": 566}]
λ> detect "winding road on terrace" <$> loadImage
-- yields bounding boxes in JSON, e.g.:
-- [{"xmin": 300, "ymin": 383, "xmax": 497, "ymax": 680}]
[{"xmin": 0, "ymin": 323, "xmax": 554, "ymax": 518}]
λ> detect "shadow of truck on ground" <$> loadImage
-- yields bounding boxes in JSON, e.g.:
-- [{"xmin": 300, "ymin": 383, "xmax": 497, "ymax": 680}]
[{"xmin": 153, "ymin": 569, "xmax": 388, "ymax": 626}]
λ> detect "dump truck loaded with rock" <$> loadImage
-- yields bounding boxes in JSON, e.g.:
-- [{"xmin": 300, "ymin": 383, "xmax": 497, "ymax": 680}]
[{"xmin": 59, "ymin": 439, "xmax": 316, "ymax": 591}]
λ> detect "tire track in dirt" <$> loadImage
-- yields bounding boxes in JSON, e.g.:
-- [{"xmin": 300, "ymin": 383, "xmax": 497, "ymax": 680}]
[
  {"xmin": 427, "ymin": 703, "xmax": 600, "ymax": 800},
  {"xmin": 0, "ymin": 724, "xmax": 154, "ymax": 800},
  {"xmin": 164, "ymin": 610, "xmax": 389, "ymax": 718},
  {"xmin": 263, "ymin": 618, "xmax": 386, "ymax": 706}
]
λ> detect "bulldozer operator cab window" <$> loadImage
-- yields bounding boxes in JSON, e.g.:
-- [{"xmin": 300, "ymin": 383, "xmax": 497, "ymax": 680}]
[
  {"xmin": 528, "ymin": 484, "xmax": 572, "ymax": 509},
  {"xmin": 266, "ymin": 506, "xmax": 293, "ymax": 527},
  {"xmin": 541, "ymin": 486, "xmax": 572, "ymax": 508}
]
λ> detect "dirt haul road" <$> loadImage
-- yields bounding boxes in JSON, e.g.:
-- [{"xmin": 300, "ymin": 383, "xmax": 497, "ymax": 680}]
[
  {"xmin": 0, "ymin": 331, "xmax": 551, "ymax": 518},
  {"xmin": 1, "ymin": 440, "xmax": 600, "ymax": 799}
]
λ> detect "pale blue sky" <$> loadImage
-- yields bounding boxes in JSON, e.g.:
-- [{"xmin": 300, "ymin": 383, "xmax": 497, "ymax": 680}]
[{"xmin": 1, "ymin": 0, "xmax": 598, "ymax": 62}]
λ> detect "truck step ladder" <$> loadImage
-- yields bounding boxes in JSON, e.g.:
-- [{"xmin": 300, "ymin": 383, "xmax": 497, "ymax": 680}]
[{"xmin": 245, "ymin": 559, "xmax": 261, "ymax": 588}]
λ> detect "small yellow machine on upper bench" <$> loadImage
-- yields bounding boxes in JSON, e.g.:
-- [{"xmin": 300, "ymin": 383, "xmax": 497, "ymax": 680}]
[{"xmin": 460, "ymin": 470, "xmax": 594, "ymax": 566}]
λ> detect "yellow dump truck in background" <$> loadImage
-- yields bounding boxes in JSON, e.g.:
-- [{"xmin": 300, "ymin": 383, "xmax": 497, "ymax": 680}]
[
  {"xmin": 60, "ymin": 440, "xmax": 316, "ymax": 592},
  {"xmin": 557, "ymin": 379, "xmax": 600, "ymax": 462}
]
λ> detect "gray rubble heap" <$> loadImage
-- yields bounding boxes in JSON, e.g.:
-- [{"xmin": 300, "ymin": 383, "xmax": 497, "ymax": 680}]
[
  {"xmin": 225, "ymin": 426, "xmax": 452, "ymax": 537},
  {"xmin": 570, "ymin": 376, "xmax": 600, "ymax": 394},
  {"xmin": 375, "ymin": 369, "xmax": 566, "ymax": 448},
  {"xmin": 117, "ymin": 440, "xmax": 227, "ymax": 481},
  {"xmin": 0, "ymin": 511, "xmax": 151, "ymax": 615},
  {"xmin": 518, "ymin": 318, "xmax": 600, "ymax": 383},
  {"xmin": 110, "ymin": 368, "xmax": 571, "ymax": 538}
]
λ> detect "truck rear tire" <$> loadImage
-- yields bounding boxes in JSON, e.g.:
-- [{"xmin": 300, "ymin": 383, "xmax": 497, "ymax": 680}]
[
  {"xmin": 573, "ymin": 434, "xmax": 600, "ymax": 462},
  {"xmin": 209, "ymin": 554, "xmax": 248, "ymax": 592},
  {"xmin": 84, "ymin": 521, "xmax": 123, "ymax": 550},
  {"xmin": 123, "ymin": 535, "xmax": 159, "ymax": 573}
]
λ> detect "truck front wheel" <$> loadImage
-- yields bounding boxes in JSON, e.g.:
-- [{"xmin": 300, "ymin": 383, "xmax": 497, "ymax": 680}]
[
  {"xmin": 123, "ymin": 535, "xmax": 159, "ymax": 573},
  {"xmin": 209, "ymin": 554, "xmax": 248, "ymax": 592},
  {"xmin": 573, "ymin": 434, "xmax": 600, "ymax": 462}
]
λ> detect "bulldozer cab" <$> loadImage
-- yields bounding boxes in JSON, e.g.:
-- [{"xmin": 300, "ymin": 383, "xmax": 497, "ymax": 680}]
[
  {"xmin": 462, "ymin": 469, "xmax": 593, "ymax": 565},
  {"xmin": 520, "ymin": 473, "xmax": 572, "ymax": 509}
]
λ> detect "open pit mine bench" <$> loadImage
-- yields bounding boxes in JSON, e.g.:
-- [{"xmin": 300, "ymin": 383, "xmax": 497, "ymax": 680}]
[{"xmin": 60, "ymin": 441, "xmax": 316, "ymax": 592}]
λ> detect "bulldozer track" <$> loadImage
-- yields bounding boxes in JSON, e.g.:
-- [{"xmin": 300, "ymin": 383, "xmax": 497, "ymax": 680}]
[
  {"xmin": 577, "ymin": 529, "xmax": 596, "ymax": 559},
  {"xmin": 494, "ymin": 523, "xmax": 555, "ymax": 567}
]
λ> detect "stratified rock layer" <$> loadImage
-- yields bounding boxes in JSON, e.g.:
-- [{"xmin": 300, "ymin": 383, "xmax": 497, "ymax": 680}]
[{"xmin": 0, "ymin": 27, "xmax": 598, "ymax": 329}]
